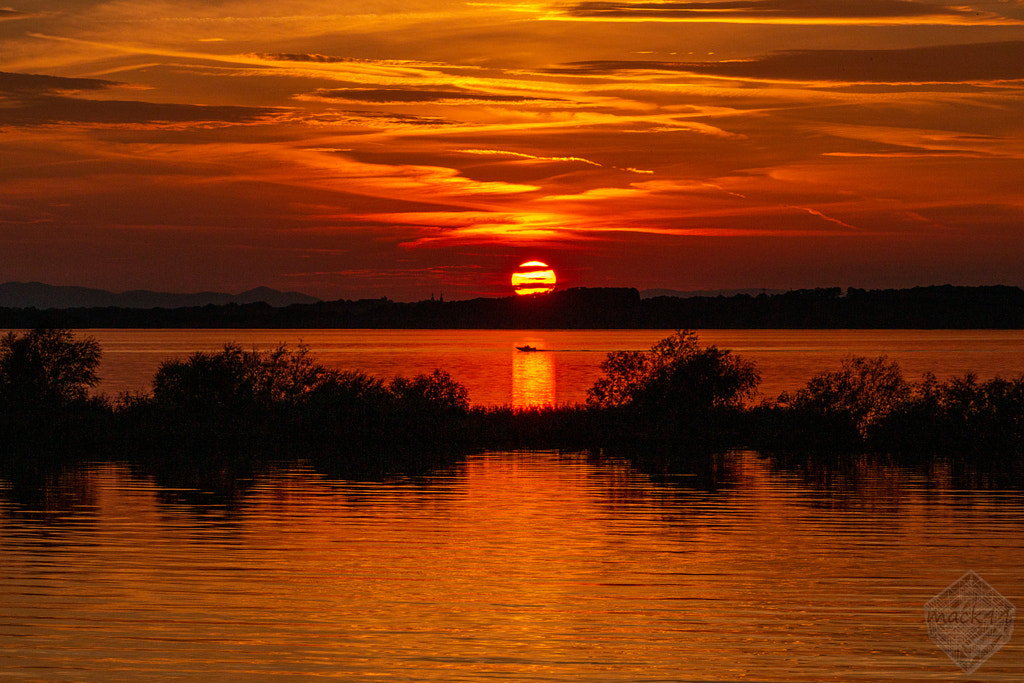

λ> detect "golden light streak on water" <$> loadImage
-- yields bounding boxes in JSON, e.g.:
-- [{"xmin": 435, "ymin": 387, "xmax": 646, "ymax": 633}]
[{"xmin": 512, "ymin": 340, "xmax": 555, "ymax": 407}]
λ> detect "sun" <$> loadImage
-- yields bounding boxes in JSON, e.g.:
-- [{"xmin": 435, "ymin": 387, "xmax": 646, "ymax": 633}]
[{"xmin": 511, "ymin": 261, "xmax": 557, "ymax": 295}]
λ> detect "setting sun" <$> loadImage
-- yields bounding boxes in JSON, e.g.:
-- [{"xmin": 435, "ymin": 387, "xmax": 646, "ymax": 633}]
[{"xmin": 511, "ymin": 262, "xmax": 557, "ymax": 296}]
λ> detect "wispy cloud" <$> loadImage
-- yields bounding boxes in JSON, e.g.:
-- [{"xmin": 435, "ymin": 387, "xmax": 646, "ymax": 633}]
[
  {"xmin": 0, "ymin": 89, "xmax": 284, "ymax": 129},
  {"xmin": 302, "ymin": 87, "xmax": 560, "ymax": 104},
  {"xmin": 0, "ymin": 71, "xmax": 120, "ymax": 94},
  {"xmin": 556, "ymin": 41, "xmax": 1024, "ymax": 83},
  {"xmin": 252, "ymin": 53, "xmax": 459, "ymax": 68},
  {"xmin": 319, "ymin": 110, "xmax": 461, "ymax": 129},
  {"xmin": 4, "ymin": 0, "xmax": 1024, "ymax": 298},
  {"xmin": 0, "ymin": 8, "xmax": 34, "ymax": 21},
  {"xmin": 0, "ymin": 68, "xmax": 286, "ymax": 129},
  {"xmin": 457, "ymin": 148, "xmax": 604, "ymax": 166},
  {"xmin": 553, "ymin": 0, "xmax": 1020, "ymax": 24},
  {"xmin": 297, "ymin": 153, "xmax": 542, "ymax": 198}
]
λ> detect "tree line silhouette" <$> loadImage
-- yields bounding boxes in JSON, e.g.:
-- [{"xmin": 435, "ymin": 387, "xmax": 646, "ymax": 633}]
[
  {"xmin": 2, "ymin": 329, "xmax": 1022, "ymax": 489},
  {"xmin": 2, "ymin": 285, "xmax": 1023, "ymax": 328}
]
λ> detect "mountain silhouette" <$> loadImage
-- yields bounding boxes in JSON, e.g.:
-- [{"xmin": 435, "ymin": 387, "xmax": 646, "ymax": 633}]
[{"xmin": 0, "ymin": 282, "xmax": 320, "ymax": 309}]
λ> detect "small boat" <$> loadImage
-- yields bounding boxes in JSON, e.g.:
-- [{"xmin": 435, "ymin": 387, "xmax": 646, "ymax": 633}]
[{"xmin": 516, "ymin": 345, "xmax": 539, "ymax": 352}]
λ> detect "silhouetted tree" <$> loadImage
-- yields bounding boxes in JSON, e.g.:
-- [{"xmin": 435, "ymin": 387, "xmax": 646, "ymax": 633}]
[
  {"xmin": 388, "ymin": 369, "xmax": 470, "ymax": 412},
  {"xmin": 0, "ymin": 328, "xmax": 111, "ymax": 457},
  {"xmin": 151, "ymin": 343, "xmax": 329, "ymax": 412},
  {"xmin": 586, "ymin": 330, "xmax": 760, "ymax": 453},
  {"xmin": 132, "ymin": 343, "xmax": 335, "ymax": 454},
  {"xmin": 779, "ymin": 355, "xmax": 909, "ymax": 439},
  {"xmin": 0, "ymin": 328, "xmax": 101, "ymax": 408},
  {"xmin": 587, "ymin": 330, "xmax": 759, "ymax": 412},
  {"xmin": 295, "ymin": 369, "xmax": 393, "ymax": 455},
  {"xmin": 873, "ymin": 371, "xmax": 1024, "ymax": 460}
]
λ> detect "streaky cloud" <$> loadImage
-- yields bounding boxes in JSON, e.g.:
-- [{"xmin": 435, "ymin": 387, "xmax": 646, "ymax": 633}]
[
  {"xmin": 0, "ymin": 95, "xmax": 283, "ymax": 127},
  {"xmin": 304, "ymin": 87, "xmax": 559, "ymax": 104},
  {"xmin": 0, "ymin": 8, "xmax": 29, "ymax": 20},
  {"xmin": 251, "ymin": 53, "xmax": 463, "ymax": 69},
  {"xmin": 559, "ymin": 0, "xmax": 1012, "ymax": 23},
  {"xmin": 255, "ymin": 52, "xmax": 377, "ymax": 64},
  {"xmin": 323, "ymin": 110, "xmax": 460, "ymax": 129},
  {"xmin": 0, "ymin": 71, "xmax": 120, "ymax": 94},
  {"xmin": 0, "ymin": 71, "xmax": 279, "ymax": 130},
  {"xmin": 458, "ymin": 148, "xmax": 604, "ymax": 166},
  {"xmin": 822, "ymin": 151, "xmax": 992, "ymax": 159},
  {"xmin": 557, "ymin": 41, "xmax": 1024, "ymax": 83}
]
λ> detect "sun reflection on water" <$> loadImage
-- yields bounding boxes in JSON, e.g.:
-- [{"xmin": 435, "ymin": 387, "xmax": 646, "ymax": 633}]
[{"xmin": 512, "ymin": 342, "xmax": 555, "ymax": 408}]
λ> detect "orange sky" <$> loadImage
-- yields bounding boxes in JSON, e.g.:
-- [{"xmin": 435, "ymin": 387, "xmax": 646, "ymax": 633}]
[{"xmin": 2, "ymin": 1, "xmax": 1023, "ymax": 300}]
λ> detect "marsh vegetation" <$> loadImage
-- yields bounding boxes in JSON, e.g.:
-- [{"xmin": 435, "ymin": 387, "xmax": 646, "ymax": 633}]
[{"xmin": 1, "ymin": 328, "xmax": 1022, "ymax": 481}]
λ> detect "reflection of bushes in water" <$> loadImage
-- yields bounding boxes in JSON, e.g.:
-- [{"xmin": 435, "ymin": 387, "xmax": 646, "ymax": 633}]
[
  {"xmin": 590, "ymin": 448, "xmax": 744, "ymax": 493},
  {"xmin": 127, "ymin": 456, "xmax": 262, "ymax": 514},
  {"xmin": 759, "ymin": 449, "xmax": 1024, "ymax": 511},
  {"xmin": 0, "ymin": 459, "xmax": 99, "ymax": 523},
  {"xmin": 760, "ymin": 449, "xmax": 922, "ymax": 513}
]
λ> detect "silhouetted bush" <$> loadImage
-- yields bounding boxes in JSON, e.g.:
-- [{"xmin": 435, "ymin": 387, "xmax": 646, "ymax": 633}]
[
  {"xmin": 586, "ymin": 330, "xmax": 760, "ymax": 453},
  {"xmin": 761, "ymin": 355, "xmax": 910, "ymax": 452},
  {"xmin": 116, "ymin": 343, "xmax": 474, "ymax": 464},
  {"xmin": 123, "ymin": 344, "xmax": 328, "ymax": 455},
  {"xmin": 0, "ymin": 328, "xmax": 112, "ymax": 457},
  {"xmin": 588, "ymin": 330, "xmax": 759, "ymax": 411},
  {"xmin": 290, "ymin": 367, "xmax": 471, "ymax": 466},
  {"xmin": 779, "ymin": 355, "xmax": 909, "ymax": 438},
  {"xmin": 388, "ymin": 369, "xmax": 469, "ymax": 412},
  {"xmin": 756, "ymin": 356, "xmax": 1024, "ymax": 470},
  {"xmin": 151, "ymin": 343, "xmax": 329, "ymax": 412},
  {"xmin": 872, "ymin": 372, "xmax": 1024, "ymax": 462},
  {"xmin": 0, "ymin": 328, "xmax": 101, "ymax": 408},
  {"xmin": 3, "ymin": 329, "xmax": 1024, "ymax": 476}
]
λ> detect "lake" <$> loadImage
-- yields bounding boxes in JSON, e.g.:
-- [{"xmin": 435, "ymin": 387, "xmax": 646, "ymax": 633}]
[
  {"xmin": 2, "ymin": 329, "xmax": 1023, "ymax": 679},
  {"xmin": 62, "ymin": 328, "xmax": 1024, "ymax": 406},
  {"xmin": 1, "ymin": 451, "xmax": 1021, "ymax": 681}
]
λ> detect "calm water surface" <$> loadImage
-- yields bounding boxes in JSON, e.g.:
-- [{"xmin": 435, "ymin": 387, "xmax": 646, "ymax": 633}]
[
  {"xmin": 1, "ymin": 451, "xmax": 1021, "ymax": 681},
  {"xmin": 65, "ymin": 329, "xmax": 1024, "ymax": 406}
]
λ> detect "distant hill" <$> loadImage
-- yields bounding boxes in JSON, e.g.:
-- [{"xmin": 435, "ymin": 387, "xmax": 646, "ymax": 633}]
[
  {"xmin": 0, "ymin": 282, "xmax": 320, "ymax": 309},
  {"xmin": 641, "ymin": 288, "xmax": 787, "ymax": 299}
]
